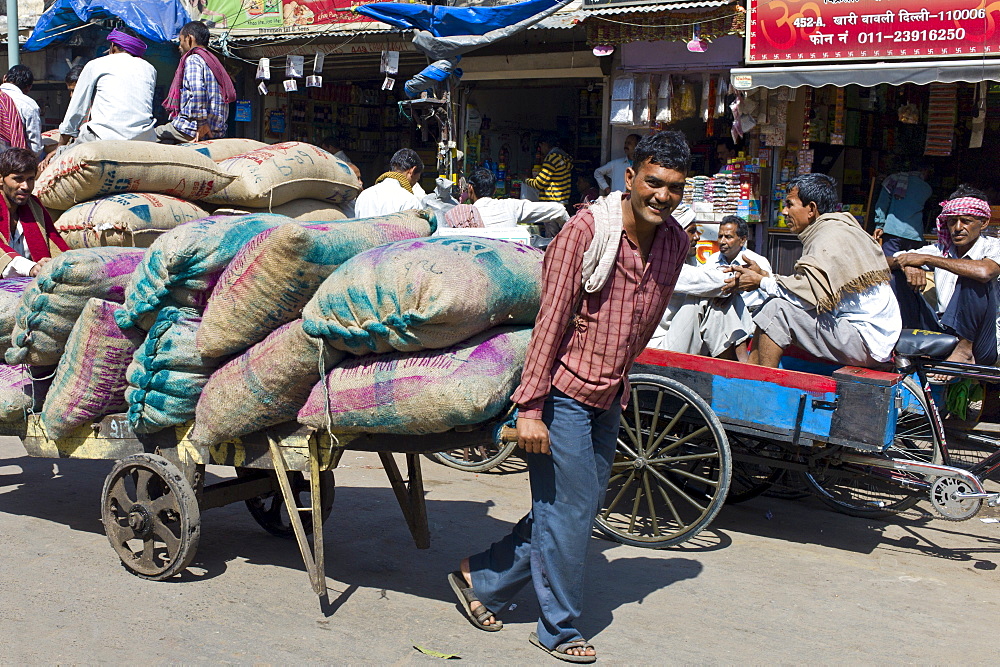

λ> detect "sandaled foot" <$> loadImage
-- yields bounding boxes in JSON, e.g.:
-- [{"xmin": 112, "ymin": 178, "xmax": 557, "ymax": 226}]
[
  {"xmin": 529, "ymin": 632, "xmax": 597, "ymax": 663},
  {"xmin": 448, "ymin": 569, "xmax": 502, "ymax": 632}
]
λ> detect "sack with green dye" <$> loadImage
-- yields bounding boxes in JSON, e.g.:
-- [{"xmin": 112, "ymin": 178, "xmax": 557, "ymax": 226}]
[
  {"xmin": 0, "ymin": 277, "xmax": 35, "ymax": 355},
  {"xmin": 41, "ymin": 298, "xmax": 145, "ymax": 440},
  {"xmin": 7, "ymin": 248, "xmax": 146, "ymax": 366},
  {"xmin": 301, "ymin": 237, "xmax": 542, "ymax": 355},
  {"xmin": 197, "ymin": 210, "xmax": 435, "ymax": 357},
  {"xmin": 186, "ymin": 138, "xmax": 266, "ymax": 162},
  {"xmin": 114, "ymin": 213, "xmax": 295, "ymax": 330},
  {"xmin": 298, "ymin": 327, "xmax": 530, "ymax": 435},
  {"xmin": 35, "ymin": 140, "xmax": 234, "ymax": 210},
  {"xmin": 0, "ymin": 363, "xmax": 31, "ymax": 422},
  {"xmin": 54, "ymin": 193, "xmax": 209, "ymax": 248},
  {"xmin": 190, "ymin": 320, "xmax": 344, "ymax": 446},
  {"xmin": 201, "ymin": 142, "xmax": 361, "ymax": 208},
  {"xmin": 125, "ymin": 307, "xmax": 221, "ymax": 434},
  {"xmin": 212, "ymin": 198, "xmax": 348, "ymax": 222}
]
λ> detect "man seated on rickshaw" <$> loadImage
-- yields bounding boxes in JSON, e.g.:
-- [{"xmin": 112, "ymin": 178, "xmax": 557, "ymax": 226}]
[
  {"xmin": 648, "ymin": 206, "xmax": 754, "ymax": 360},
  {"xmin": 892, "ymin": 186, "xmax": 1000, "ymax": 367},
  {"xmin": 727, "ymin": 173, "xmax": 901, "ymax": 368}
]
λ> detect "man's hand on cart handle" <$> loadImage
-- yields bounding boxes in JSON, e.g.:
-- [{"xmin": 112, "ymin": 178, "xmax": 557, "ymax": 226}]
[{"xmin": 514, "ymin": 417, "xmax": 550, "ymax": 455}]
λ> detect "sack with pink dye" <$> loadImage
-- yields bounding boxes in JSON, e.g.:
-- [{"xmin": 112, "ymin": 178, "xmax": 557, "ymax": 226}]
[
  {"xmin": 0, "ymin": 277, "xmax": 34, "ymax": 355},
  {"xmin": 298, "ymin": 327, "xmax": 530, "ymax": 435},
  {"xmin": 0, "ymin": 363, "xmax": 31, "ymax": 422}
]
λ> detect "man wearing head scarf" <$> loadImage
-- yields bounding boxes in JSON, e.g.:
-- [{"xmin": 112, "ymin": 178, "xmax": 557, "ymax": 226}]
[
  {"xmin": 893, "ymin": 185, "xmax": 1000, "ymax": 367},
  {"xmin": 728, "ymin": 173, "xmax": 901, "ymax": 368},
  {"xmin": 156, "ymin": 21, "xmax": 236, "ymax": 143},
  {"xmin": 56, "ymin": 28, "xmax": 157, "ymax": 146}
]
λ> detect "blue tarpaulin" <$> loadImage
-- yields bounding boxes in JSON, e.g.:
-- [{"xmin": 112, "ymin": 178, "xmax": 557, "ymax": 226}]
[
  {"xmin": 356, "ymin": 0, "xmax": 564, "ymax": 37},
  {"xmin": 24, "ymin": 0, "xmax": 191, "ymax": 52}
]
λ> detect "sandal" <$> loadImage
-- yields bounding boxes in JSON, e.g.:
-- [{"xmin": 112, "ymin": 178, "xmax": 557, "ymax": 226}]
[
  {"xmin": 448, "ymin": 570, "xmax": 502, "ymax": 632},
  {"xmin": 529, "ymin": 632, "xmax": 597, "ymax": 663}
]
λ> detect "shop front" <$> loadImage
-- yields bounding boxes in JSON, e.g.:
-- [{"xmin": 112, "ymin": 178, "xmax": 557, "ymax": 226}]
[{"xmin": 731, "ymin": 0, "xmax": 1000, "ymax": 273}]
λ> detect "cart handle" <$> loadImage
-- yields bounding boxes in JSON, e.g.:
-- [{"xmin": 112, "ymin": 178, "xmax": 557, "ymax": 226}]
[{"xmin": 499, "ymin": 426, "xmax": 519, "ymax": 443}]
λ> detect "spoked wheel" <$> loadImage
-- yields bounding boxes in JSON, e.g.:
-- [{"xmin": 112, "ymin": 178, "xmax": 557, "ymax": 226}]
[
  {"xmin": 427, "ymin": 437, "xmax": 518, "ymax": 473},
  {"xmin": 237, "ymin": 469, "xmax": 335, "ymax": 539},
  {"xmin": 596, "ymin": 374, "xmax": 731, "ymax": 548},
  {"xmin": 805, "ymin": 376, "xmax": 943, "ymax": 518},
  {"xmin": 101, "ymin": 454, "xmax": 200, "ymax": 580},
  {"xmin": 763, "ymin": 471, "xmax": 812, "ymax": 500},
  {"xmin": 726, "ymin": 434, "xmax": 783, "ymax": 504}
]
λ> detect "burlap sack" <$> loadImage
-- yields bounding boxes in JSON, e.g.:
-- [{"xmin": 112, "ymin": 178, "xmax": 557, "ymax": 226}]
[
  {"xmin": 187, "ymin": 138, "xmax": 267, "ymax": 162},
  {"xmin": 197, "ymin": 210, "xmax": 435, "ymax": 358},
  {"xmin": 41, "ymin": 298, "xmax": 145, "ymax": 440},
  {"xmin": 0, "ymin": 363, "xmax": 31, "ymax": 422},
  {"xmin": 212, "ymin": 198, "xmax": 348, "ymax": 222},
  {"xmin": 201, "ymin": 142, "xmax": 361, "ymax": 208},
  {"xmin": 7, "ymin": 248, "xmax": 145, "ymax": 366},
  {"xmin": 298, "ymin": 327, "xmax": 530, "ymax": 435},
  {"xmin": 125, "ymin": 307, "xmax": 220, "ymax": 434},
  {"xmin": 35, "ymin": 141, "xmax": 235, "ymax": 210},
  {"xmin": 302, "ymin": 237, "xmax": 543, "ymax": 355},
  {"xmin": 54, "ymin": 193, "xmax": 209, "ymax": 248},
  {"xmin": 114, "ymin": 213, "xmax": 294, "ymax": 330},
  {"xmin": 190, "ymin": 320, "xmax": 344, "ymax": 446},
  {"xmin": 59, "ymin": 229, "xmax": 98, "ymax": 250},
  {"xmin": 0, "ymin": 277, "xmax": 34, "ymax": 355}
]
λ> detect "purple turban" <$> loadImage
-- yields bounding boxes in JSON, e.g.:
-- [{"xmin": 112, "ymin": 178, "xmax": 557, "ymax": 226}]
[{"xmin": 107, "ymin": 29, "xmax": 147, "ymax": 57}]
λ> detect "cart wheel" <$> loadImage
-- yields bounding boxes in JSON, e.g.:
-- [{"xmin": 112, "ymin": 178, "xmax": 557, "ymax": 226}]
[
  {"xmin": 101, "ymin": 453, "xmax": 200, "ymax": 580},
  {"xmin": 805, "ymin": 376, "xmax": 943, "ymax": 518},
  {"xmin": 237, "ymin": 469, "xmax": 334, "ymax": 539},
  {"xmin": 762, "ymin": 471, "xmax": 812, "ymax": 501},
  {"xmin": 427, "ymin": 436, "xmax": 518, "ymax": 473},
  {"xmin": 726, "ymin": 434, "xmax": 783, "ymax": 504},
  {"xmin": 596, "ymin": 374, "xmax": 731, "ymax": 548}
]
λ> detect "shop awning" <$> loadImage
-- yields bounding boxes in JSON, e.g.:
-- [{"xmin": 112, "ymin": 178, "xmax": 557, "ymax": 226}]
[{"xmin": 731, "ymin": 59, "xmax": 1000, "ymax": 91}]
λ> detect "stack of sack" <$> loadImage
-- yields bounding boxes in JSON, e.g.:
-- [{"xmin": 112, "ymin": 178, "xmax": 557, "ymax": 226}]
[{"xmin": 40, "ymin": 139, "xmax": 361, "ymax": 250}]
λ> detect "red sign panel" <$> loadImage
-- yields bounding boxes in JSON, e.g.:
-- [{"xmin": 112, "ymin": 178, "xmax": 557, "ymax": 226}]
[{"xmin": 748, "ymin": 0, "xmax": 1000, "ymax": 63}]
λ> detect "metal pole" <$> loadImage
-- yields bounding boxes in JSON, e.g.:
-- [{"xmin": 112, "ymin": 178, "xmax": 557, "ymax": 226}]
[{"xmin": 6, "ymin": 0, "xmax": 18, "ymax": 67}]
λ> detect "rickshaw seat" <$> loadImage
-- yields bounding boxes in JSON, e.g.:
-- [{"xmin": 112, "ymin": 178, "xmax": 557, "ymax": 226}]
[{"xmin": 895, "ymin": 329, "xmax": 959, "ymax": 359}]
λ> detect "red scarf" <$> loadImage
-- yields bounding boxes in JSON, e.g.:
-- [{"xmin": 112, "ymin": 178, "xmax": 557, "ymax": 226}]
[
  {"xmin": 0, "ymin": 195, "xmax": 68, "ymax": 262},
  {"xmin": 163, "ymin": 46, "xmax": 237, "ymax": 116}
]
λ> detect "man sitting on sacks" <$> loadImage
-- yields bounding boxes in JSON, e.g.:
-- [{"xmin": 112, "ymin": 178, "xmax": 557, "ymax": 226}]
[
  {"xmin": 444, "ymin": 168, "xmax": 569, "ymax": 232},
  {"xmin": 647, "ymin": 207, "xmax": 755, "ymax": 360},
  {"xmin": 892, "ymin": 186, "xmax": 1000, "ymax": 367},
  {"xmin": 727, "ymin": 173, "xmax": 901, "ymax": 368},
  {"xmin": 353, "ymin": 148, "xmax": 424, "ymax": 218},
  {"xmin": 0, "ymin": 148, "xmax": 68, "ymax": 278}
]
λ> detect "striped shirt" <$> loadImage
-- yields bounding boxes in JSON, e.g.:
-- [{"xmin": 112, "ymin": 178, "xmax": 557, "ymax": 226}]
[
  {"xmin": 511, "ymin": 206, "xmax": 688, "ymax": 418},
  {"xmin": 527, "ymin": 148, "xmax": 573, "ymax": 204},
  {"xmin": 0, "ymin": 90, "xmax": 26, "ymax": 150},
  {"xmin": 172, "ymin": 53, "xmax": 229, "ymax": 139}
]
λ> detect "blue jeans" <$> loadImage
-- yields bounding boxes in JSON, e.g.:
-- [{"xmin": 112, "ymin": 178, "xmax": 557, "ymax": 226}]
[{"xmin": 469, "ymin": 389, "xmax": 622, "ymax": 649}]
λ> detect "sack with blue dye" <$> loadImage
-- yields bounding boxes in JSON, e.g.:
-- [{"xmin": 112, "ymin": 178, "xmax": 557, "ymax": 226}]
[
  {"xmin": 42, "ymin": 298, "xmax": 145, "ymax": 440},
  {"xmin": 125, "ymin": 307, "xmax": 221, "ymax": 434},
  {"xmin": 197, "ymin": 210, "xmax": 435, "ymax": 357},
  {"xmin": 298, "ymin": 327, "xmax": 530, "ymax": 434},
  {"xmin": 212, "ymin": 198, "xmax": 348, "ymax": 223},
  {"xmin": 301, "ymin": 236, "xmax": 542, "ymax": 355},
  {"xmin": 7, "ymin": 248, "xmax": 145, "ymax": 366},
  {"xmin": 190, "ymin": 320, "xmax": 344, "ymax": 446},
  {"xmin": 0, "ymin": 277, "xmax": 34, "ymax": 355},
  {"xmin": 0, "ymin": 363, "xmax": 31, "ymax": 422},
  {"xmin": 186, "ymin": 138, "xmax": 266, "ymax": 162},
  {"xmin": 54, "ymin": 193, "xmax": 209, "ymax": 249},
  {"xmin": 114, "ymin": 213, "xmax": 295, "ymax": 330}
]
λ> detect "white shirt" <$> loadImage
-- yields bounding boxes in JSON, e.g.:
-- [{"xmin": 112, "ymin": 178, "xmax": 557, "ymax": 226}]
[
  {"xmin": 2, "ymin": 221, "xmax": 36, "ymax": 278},
  {"xmin": 59, "ymin": 52, "xmax": 157, "ymax": 141},
  {"xmin": 659, "ymin": 257, "xmax": 728, "ymax": 323},
  {"xmin": 471, "ymin": 197, "xmax": 568, "ymax": 229},
  {"xmin": 759, "ymin": 277, "xmax": 902, "ymax": 363},
  {"xmin": 353, "ymin": 178, "xmax": 423, "ymax": 218},
  {"xmin": 899, "ymin": 235, "xmax": 1000, "ymax": 313},
  {"xmin": 594, "ymin": 157, "xmax": 631, "ymax": 193},
  {"xmin": 0, "ymin": 83, "xmax": 40, "ymax": 155},
  {"xmin": 708, "ymin": 246, "xmax": 773, "ymax": 310}
]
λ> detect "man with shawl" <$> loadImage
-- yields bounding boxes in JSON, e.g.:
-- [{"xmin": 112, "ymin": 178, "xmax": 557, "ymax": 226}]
[
  {"xmin": 156, "ymin": 21, "xmax": 237, "ymax": 143},
  {"xmin": 57, "ymin": 29, "xmax": 156, "ymax": 145},
  {"xmin": 0, "ymin": 148, "xmax": 68, "ymax": 278},
  {"xmin": 354, "ymin": 148, "xmax": 424, "ymax": 218},
  {"xmin": 444, "ymin": 168, "xmax": 568, "ymax": 232},
  {"xmin": 893, "ymin": 185, "xmax": 1000, "ymax": 366},
  {"xmin": 727, "ymin": 173, "xmax": 901, "ymax": 368}
]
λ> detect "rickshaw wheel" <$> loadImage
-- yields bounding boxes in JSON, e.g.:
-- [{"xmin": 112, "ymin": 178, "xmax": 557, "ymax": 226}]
[
  {"xmin": 427, "ymin": 439, "xmax": 517, "ymax": 473},
  {"xmin": 596, "ymin": 374, "xmax": 731, "ymax": 548},
  {"xmin": 237, "ymin": 469, "xmax": 335, "ymax": 539},
  {"xmin": 101, "ymin": 454, "xmax": 200, "ymax": 580},
  {"xmin": 805, "ymin": 376, "xmax": 943, "ymax": 518},
  {"xmin": 726, "ymin": 434, "xmax": 783, "ymax": 504}
]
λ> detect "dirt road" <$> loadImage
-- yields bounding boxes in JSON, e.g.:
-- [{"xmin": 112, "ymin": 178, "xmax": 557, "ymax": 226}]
[{"xmin": 1, "ymin": 435, "xmax": 997, "ymax": 663}]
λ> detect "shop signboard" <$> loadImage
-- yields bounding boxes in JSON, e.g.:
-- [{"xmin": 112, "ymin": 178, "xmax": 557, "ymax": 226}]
[
  {"xmin": 200, "ymin": 0, "xmax": 387, "ymax": 31},
  {"xmin": 748, "ymin": 0, "xmax": 1000, "ymax": 63}
]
